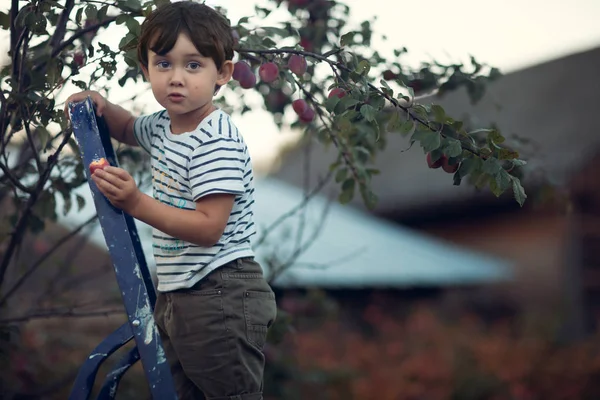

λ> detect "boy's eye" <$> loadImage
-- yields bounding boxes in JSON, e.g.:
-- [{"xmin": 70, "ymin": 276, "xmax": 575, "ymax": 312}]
[
  {"xmin": 188, "ymin": 62, "xmax": 201, "ymax": 70},
  {"xmin": 156, "ymin": 61, "xmax": 170, "ymax": 69}
]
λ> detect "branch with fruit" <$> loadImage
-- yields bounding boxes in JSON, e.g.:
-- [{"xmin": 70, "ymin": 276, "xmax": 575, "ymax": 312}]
[{"xmin": 232, "ymin": 43, "xmax": 527, "ymax": 208}]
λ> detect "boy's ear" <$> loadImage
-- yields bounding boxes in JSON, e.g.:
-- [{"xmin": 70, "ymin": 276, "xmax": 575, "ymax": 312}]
[{"xmin": 216, "ymin": 60, "xmax": 234, "ymax": 86}]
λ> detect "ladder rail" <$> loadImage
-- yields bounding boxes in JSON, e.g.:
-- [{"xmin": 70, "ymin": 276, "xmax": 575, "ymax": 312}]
[{"xmin": 68, "ymin": 97, "xmax": 177, "ymax": 399}]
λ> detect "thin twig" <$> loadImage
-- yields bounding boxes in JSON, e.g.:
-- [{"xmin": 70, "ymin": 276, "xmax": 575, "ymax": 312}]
[{"xmin": 255, "ymin": 168, "xmax": 333, "ymax": 248}]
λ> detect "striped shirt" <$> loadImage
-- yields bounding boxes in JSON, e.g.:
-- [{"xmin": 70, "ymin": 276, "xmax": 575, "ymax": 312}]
[{"xmin": 133, "ymin": 108, "xmax": 256, "ymax": 292}]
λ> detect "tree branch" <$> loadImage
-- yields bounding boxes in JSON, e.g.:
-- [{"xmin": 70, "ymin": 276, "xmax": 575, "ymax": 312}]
[
  {"xmin": 21, "ymin": 110, "xmax": 43, "ymax": 174},
  {"xmin": 0, "ymin": 162, "xmax": 33, "ymax": 193},
  {"xmin": 33, "ymin": 16, "xmax": 119, "ymax": 72},
  {"xmin": 237, "ymin": 47, "xmax": 484, "ymax": 158},
  {"xmin": 0, "ymin": 214, "xmax": 99, "ymax": 307},
  {"xmin": 49, "ymin": 0, "xmax": 76, "ymax": 50},
  {"xmin": 0, "ymin": 307, "xmax": 124, "ymax": 325},
  {"xmin": 0, "ymin": 130, "xmax": 73, "ymax": 289}
]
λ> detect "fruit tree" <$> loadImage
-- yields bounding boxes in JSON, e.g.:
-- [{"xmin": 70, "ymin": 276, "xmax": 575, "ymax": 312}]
[{"xmin": 0, "ymin": 0, "xmax": 527, "ymax": 343}]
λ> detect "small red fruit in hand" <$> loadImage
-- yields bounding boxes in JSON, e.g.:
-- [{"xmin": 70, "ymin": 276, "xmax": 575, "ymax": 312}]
[
  {"xmin": 288, "ymin": 54, "xmax": 307, "ymax": 76},
  {"xmin": 89, "ymin": 158, "xmax": 109, "ymax": 175},
  {"xmin": 328, "ymin": 88, "xmax": 346, "ymax": 99},
  {"xmin": 292, "ymin": 99, "xmax": 308, "ymax": 116},
  {"xmin": 259, "ymin": 62, "xmax": 279, "ymax": 83}
]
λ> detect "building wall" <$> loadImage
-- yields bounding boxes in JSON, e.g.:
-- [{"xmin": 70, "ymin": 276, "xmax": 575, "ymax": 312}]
[{"xmin": 421, "ymin": 211, "xmax": 570, "ymax": 309}]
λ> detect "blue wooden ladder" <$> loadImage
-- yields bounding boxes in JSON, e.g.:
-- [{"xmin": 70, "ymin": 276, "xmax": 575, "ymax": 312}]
[{"xmin": 67, "ymin": 97, "xmax": 177, "ymax": 399}]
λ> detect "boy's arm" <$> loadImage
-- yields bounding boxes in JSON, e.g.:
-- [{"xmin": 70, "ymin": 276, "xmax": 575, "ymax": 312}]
[
  {"xmin": 102, "ymin": 101, "xmax": 138, "ymax": 147},
  {"xmin": 130, "ymin": 193, "xmax": 235, "ymax": 247},
  {"xmin": 91, "ymin": 165, "xmax": 235, "ymax": 247}
]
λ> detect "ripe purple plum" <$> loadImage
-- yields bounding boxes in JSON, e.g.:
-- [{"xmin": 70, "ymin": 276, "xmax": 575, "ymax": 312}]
[
  {"xmin": 259, "ymin": 62, "xmax": 279, "ymax": 83},
  {"xmin": 288, "ymin": 54, "xmax": 307, "ymax": 76}
]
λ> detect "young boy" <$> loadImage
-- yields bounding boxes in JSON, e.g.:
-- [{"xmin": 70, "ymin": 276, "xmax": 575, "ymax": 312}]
[{"xmin": 66, "ymin": 2, "xmax": 277, "ymax": 399}]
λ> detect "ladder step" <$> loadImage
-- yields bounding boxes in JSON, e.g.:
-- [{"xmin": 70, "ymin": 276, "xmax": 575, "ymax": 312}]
[
  {"xmin": 97, "ymin": 346, "xmax": 141, "ymax": 400},
  {"xmin": 69, "ymin": 323, "xmax": 134, "ymax": 400}
]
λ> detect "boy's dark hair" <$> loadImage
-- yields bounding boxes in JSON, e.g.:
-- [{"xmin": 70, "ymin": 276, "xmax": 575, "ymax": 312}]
[{"xmin": 137, "ymin": 1, "xmax": 234, "ymax": 71}]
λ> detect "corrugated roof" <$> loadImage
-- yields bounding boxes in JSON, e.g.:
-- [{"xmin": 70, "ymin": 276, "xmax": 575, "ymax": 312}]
[{"xmin": 55, "ymin": 176, "xmax": 512, "ymax": 289}]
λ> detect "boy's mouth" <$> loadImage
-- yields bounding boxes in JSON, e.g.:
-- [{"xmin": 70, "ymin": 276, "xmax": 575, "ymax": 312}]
[{"xmin": 168, "ymin": 93, "xmax": 185, "ymax": 102}]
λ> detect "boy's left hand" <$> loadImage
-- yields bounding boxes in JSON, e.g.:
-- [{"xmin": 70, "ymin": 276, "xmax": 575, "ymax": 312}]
[{"xmin": 91, "ymin": 166, "xmax": 142, "ymax": 214}]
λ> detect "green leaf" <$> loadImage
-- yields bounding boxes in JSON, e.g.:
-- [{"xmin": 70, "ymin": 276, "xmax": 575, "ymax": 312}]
[
  {"xmin": 63, "ymin": 194, "xmax": 73, "ymax": 215},
  {"xmin": 338, "ymin": 178, "xmax": 355, "ymax": 204},
  {"xmin": 355, "ymin": 60, "xmax": 370, "ymax": 76},
  {"xmin": 360, "ymin": 104, "xmax": 376, "ymax": 122},
  {"xmin": 430, "ymin": 104, "xmax": 446, "ymax": 123},
  {"xmin": 338, "ymin": 96, "xmax": 360, "ymax": 110},
  {"xmin": 487, "ymin": 130, "xmax": 505, "ymax": 144},
  {"xmin": 456, "ymin": 156, "xmax": 480, "ymax": 180},
  {"xmin": 354, "ymin": 146, "xmax": 371, "ymax": 163},
  {"xmin": 125, "ymin": 15, "xmax": 141, "ymax": 36},
  {"xmin": 335, "ymin": 167, "xmax": 348, "ymax": 183},
  {"xmin": 75, "ymin": 8, "xmax": 84, "ymax": 25},
  {"xmin": 482, "ymin": 157, "xmax": 502, "ymax": 176},
  {"xmin": 340, "ymin": 32, "xmax": 354, "ymax": 47},
  {"xmin": 387, "ymin": 111, "xmax": 402, "ymax": 132},
  {"xmin": 85, "ymin": 4, "xmax": 98, "ymax": 20},
  {"xmin": 495, "ymin": 168, "xmax": 512, "ymax": 192},
  {"xmin": 412, "ymin": 130, "xmax": 441, "ymax": 152},
  {"xmin": 497, "ymin": 148, "xmax": 519, "ymax": 160},
  {"xmin": 489, "ymin": 178, "xmax": 503, "ymax": 197},
  {"xmin": 360, "ymin": 185, "xmax": 378, "ymax": 210},
  {"xmin": 379, "ymin": 79, "xmax": 393, "ymax": 96},
  {"xmin": 399, "ymin": 119, "xmax": 416, "ymax": 137},
  {"xmin": 115, "ymin": 14, "xmax": 128, "ymax": 25},
  {"xmin": 281, "ymin": 70, "xmax": 297, "ymax": 95},
  {"xmin": 511, "ymin": 177, "xmax": 527, "ymax": 206},
  {"xmin": 442, "ymin": 137, "xmax": 462, "ymax": 157},
  {"xmin": 325, "ymin": 95, "xmax": 340, "ymax": 113},
  {"xmin": 76, "ymin": 194, "xmax": 86, "ymax": 211},
  {"xmin": 0, "ymin": 12, "xmax": 9, "ymax": 29}
]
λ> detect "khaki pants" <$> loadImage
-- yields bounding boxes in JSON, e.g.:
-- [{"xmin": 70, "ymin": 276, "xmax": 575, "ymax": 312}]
[{"xmin": 154, "ymin": 257, "xmax": 277, "ymax": 400}]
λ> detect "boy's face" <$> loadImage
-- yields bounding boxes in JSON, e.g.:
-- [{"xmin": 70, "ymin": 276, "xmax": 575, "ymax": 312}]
[{"xmin": 142, "ymin": 33, "xmax": 233, "ymax": 126}]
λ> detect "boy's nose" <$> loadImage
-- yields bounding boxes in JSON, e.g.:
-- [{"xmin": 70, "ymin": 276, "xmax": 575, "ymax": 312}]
[{"xmin": 169, "ymin": 69, "xmax": 184, "ymax": 86}]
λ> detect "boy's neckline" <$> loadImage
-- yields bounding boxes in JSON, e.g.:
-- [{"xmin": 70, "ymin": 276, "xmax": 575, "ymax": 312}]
[{"xmin": 166, "ymin": 108, "xmax": 222, "ymax": 138}]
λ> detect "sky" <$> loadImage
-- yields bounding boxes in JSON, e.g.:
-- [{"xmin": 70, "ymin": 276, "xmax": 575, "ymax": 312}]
[{"xmin": 1, "ymin": 0, "xmax": 600, "ymax": 171}]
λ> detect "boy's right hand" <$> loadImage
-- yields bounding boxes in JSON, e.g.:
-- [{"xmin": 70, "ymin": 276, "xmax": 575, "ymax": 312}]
[{"xmin": 64, "ymin": 90, "xmax": 107, "ymax": 121}]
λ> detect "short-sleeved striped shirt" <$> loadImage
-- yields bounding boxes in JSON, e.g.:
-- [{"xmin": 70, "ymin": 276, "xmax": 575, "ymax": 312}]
[{"xmin": 133, "ymin": 108, "xmax": 256, "ymax": 292}]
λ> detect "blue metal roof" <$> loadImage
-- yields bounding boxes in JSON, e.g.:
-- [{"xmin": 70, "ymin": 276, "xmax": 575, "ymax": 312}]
[{"xmin": 56, "ymin": 176, "xmax": 513, "ymax": 289}]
